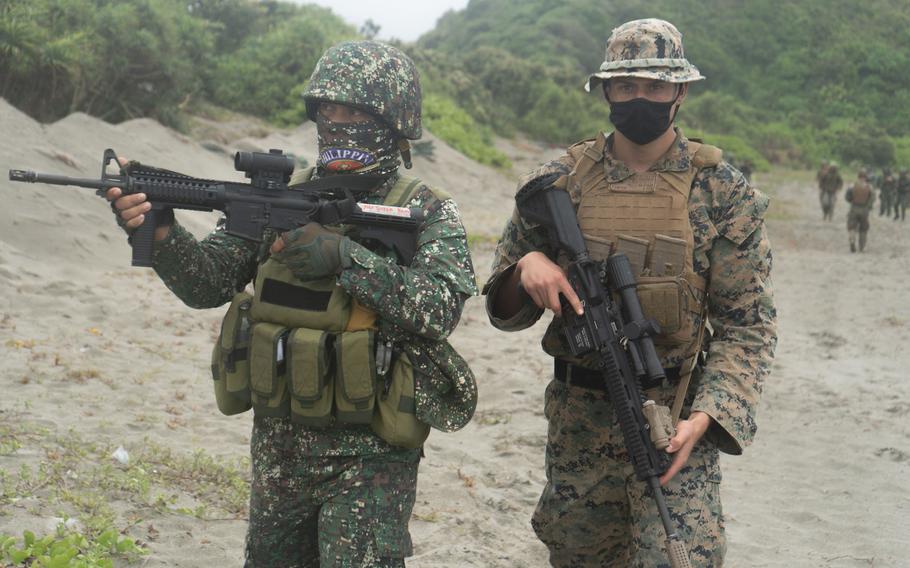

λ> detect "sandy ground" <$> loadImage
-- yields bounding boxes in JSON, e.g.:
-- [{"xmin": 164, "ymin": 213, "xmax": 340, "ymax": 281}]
[{"xmin": 1, "ymin": 98, "xmax": 908, "ymax": 567}]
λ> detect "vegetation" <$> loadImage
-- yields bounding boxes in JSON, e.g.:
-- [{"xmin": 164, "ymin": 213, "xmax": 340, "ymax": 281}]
[
  {"xmin": 0, "ymin": 418, "xmax": 250, "ymax": 567},
  {"xmin": 419, "ymin": 0, "xmax": 910, "ymax": 169},
  {"xmin": 2, "ymin": 0, "xmax": 908, "ymax": 169}
]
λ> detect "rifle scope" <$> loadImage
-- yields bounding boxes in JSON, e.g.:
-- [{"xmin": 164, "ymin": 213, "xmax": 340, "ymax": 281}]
[{"xmin": 234, "ymin": 149, "xmax": 294, "ymax": 176}]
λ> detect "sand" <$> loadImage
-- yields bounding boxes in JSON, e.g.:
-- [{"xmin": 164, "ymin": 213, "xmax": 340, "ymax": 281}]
[{"xmin": 1, "ymin": 98, "xmax": 908, "ymax": 567}]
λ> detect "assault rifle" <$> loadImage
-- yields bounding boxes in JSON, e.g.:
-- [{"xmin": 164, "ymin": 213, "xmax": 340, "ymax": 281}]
[
  {"xmin": 516, "ymin": 175, "xmax": 692, "ymax": 568},
  {"xmin": 9, "ymin": 148, "xmax": 423, "ymax": 267}
]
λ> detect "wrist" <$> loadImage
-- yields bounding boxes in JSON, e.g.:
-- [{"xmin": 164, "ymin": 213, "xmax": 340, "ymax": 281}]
[{"xmin": 688, "ymin": 411, "xmax": 713, "ymax": 437}]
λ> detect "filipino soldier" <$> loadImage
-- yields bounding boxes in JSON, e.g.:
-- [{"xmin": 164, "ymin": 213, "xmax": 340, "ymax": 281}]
[
  {"xmin": 819, "ymin": 162, "xmax": 843, "ymax": 221},
  {"xmin": 107, "ymin": 41, "xmax": 478, "ymax": 567},
  {"xmin": 846, "ymin": 170, "xmax": 875, "ymax": 252},
  {"xmin": 483, "ymin": 18, "xmax": 777, "ymax": 567}
]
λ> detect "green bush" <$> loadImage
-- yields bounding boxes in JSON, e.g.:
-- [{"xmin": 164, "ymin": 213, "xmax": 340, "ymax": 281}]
[{"xmin": 423, "ymin": 94, "xmax": 511, "ymax": 169}]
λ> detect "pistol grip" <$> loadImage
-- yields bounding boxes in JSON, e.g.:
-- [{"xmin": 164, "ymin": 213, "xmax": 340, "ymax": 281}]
[{"xmin": 131, "ymin": 208, "xmax": 158, "ymax": 267}]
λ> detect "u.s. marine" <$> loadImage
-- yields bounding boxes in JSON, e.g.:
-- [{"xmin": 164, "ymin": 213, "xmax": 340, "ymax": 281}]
[{"xmin": 484, "ymin": 18, "xmax": 777, "ymax": 567}]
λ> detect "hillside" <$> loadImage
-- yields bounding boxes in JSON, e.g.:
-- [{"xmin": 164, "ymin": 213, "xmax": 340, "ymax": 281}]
[
  {"xmin": 4, "ymin": 0, "xmax": 910, "ymax": 172},
  {"xmin": 418, "ymin": 0, "xmax": 910, "ymax": 166}
]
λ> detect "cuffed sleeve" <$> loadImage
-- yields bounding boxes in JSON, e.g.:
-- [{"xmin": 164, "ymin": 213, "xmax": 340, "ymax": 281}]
[{"xmin": 691, "ymin": 220, "xmax": 777, "ymax": 454}]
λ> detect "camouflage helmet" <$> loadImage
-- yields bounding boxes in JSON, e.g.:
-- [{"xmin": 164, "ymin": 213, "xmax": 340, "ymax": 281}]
[
  {"xmin": 303, "ymin": 40, "xmax": 422, "ymax": 139},
  {"xmin": 585, "ymin": 18, "xmax": 704, "ymax": 92}
]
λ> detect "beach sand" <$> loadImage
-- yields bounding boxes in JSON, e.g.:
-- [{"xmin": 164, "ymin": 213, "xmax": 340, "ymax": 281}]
[{"xmin": 1, "ymin": 99, "xmax": 907, "ymax": 566}]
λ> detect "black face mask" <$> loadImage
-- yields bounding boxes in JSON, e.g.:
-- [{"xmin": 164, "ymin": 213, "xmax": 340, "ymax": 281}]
[{"xmin": 608, "ymin": 98, "xmax": 677, "ymax": 145}]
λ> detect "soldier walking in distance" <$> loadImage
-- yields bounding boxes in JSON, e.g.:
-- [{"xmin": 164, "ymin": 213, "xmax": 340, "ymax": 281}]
[
  {"xmin": 484, "ymin": 18, "xmax": 777, "ymax": 568},
  {"xmin": 107, "ymin": 41, "xmax": 477, "ymax": 567},
  {"xmin": 846, "ymin": 170, "xmax": 875, "ymax": 252},
  {"xmin": 879, "ymin": 167, "xmax": 896, "ymax": 217},
  {"xmin": 818, "ymin": 162, "xmax": 843, "ymax": 221},
  {"xmin": 895, "ymin": 169, "xmax": 909, "ymax": 221}
]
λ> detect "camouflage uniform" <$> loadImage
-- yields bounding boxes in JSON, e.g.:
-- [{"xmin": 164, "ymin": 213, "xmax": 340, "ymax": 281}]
[
  {"xmin": 879, "ymin": 169, "xmax": 896, "ymax": 217},
  {"xmin": 149, "ymin": 41, "xmax": 477, "ymax": 567},
  {"xmin": 818, "ymin": 164, "xmax": 843, "ymax": 221},
  {"xmin": 894, "ymin": 170, "xmax": 909, "ymax": 221},
  {"xmin": 846, "ymin": 174, "xmax": 875, "ymax": 252},
  {"xmin": 484, "ymin": 20, "xmax": 776, "ymax": 568}
]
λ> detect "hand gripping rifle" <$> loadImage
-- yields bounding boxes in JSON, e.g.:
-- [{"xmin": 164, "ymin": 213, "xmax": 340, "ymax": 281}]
[
  {"xmin": 9, "ymin": 148, "xmax": 424, "ymax": 267},
  {"xmin": 516, "ymin": 174, "xmax": 692, "ymax": 568}
]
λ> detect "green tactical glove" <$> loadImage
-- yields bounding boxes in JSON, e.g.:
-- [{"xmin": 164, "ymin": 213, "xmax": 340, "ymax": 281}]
[{"xmin": 272, "ymin": 222, "xmax": 353, "ymax": 280}]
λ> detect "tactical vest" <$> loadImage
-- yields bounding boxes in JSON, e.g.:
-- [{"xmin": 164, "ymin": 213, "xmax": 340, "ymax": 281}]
[
  {"xmin": 210, "ymin": 169, "xmax": 439, "ymax": 449},
  {"xmin": 851, "ymin": 182, "xmax": 872, "ymax": 205},
  {"xmin": 563, "ymin": 133, "xmax": 721, "ymax": 369}
]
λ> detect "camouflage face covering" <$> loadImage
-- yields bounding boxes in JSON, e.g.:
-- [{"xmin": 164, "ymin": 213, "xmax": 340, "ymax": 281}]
[{"xmin": 316, "ymin": 113, "xmax": 400, "ymax": 176}]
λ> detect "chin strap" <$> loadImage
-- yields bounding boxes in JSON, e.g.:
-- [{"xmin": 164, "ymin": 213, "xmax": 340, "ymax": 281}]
[{"xmin": 398, "ymin": 139, "xmax": 413, "ymax": 169}]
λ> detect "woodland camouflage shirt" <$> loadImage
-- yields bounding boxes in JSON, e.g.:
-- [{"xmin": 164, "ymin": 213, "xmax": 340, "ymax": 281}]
[
  {"xmin": 152, "ymin": 173, "xmax": 477, "ymax": 456},
  {"xmin": 483, "ymin": 130, "xmax": 777, "ymax": 454}
]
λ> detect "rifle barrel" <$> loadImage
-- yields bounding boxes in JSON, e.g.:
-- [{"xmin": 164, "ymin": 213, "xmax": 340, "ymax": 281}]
[{"xmin": 9, "ymin": 170, "xmax": 115, "ymax": 191}]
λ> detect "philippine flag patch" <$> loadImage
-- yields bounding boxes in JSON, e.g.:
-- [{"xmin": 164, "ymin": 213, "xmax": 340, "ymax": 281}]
[{"xmin": 319, "ymin": 147, "xmax": 377, "ymax": 172}]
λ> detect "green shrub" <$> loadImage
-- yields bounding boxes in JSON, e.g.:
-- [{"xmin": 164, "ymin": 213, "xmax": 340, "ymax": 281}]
[{"xmin": 423, "ymin": 94, "xmax": 511, "ymax": 169}]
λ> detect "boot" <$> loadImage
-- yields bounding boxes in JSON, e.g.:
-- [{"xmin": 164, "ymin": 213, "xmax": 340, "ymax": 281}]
[{"xmin": 859, "ymin": 232, "xmax": 867, "ymax": 252}]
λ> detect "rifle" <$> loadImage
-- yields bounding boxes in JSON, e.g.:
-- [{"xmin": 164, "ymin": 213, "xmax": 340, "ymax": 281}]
[
  {"xmin": 516, "ymin": 174, "xmax": 692, "ymax": 568},
  {"xmin": 9, "ymin": 148, "xmax": 424, "ymax": 267}
]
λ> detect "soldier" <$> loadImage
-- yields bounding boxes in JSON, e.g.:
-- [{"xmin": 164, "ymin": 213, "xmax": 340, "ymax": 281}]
[
  {"xmin": 846, "ymin": 170, "xmax": 875, "ymax": 252},
  {"xmin": 879, "ymin": 167, "xmax": 896, "ymax": 217},
  {"xmin": 817, "ymin": 159, "xmax": 830, "ymax": 184},
  {"xmin": 107, "ymin": 41, "xmax": 477, "ymax": 567},
  {"xmin": 819, "ymin": 161, "xmax": 843, "ymax": 221},
  {"xmin": 483, "ymin": 19, "xmax": 777, "ymax": 567},
  {"xmin": 895, "ymin": 168, "xmax": 909, "ymax": 221}
]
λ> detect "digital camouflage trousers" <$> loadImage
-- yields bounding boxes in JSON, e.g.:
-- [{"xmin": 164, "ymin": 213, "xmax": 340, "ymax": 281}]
[
  {"xmin": 532, "ymin": 379, "xmax": 725, "ymax": 568},
  {"xmin": 245, "ymin": 417, "xmax": 420, "ymax": 568}
]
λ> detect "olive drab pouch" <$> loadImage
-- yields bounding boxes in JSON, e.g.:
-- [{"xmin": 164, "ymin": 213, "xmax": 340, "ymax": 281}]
[
  {"xmin": 371, "ymin": 353, "xmax": 430, "ymax": 449},
  {"xmin": 249, "ymin": 323, "xmax": 290, "ymax": 417},
  {"xmin": 288, "ymin": 328, "xmax": 334, "ymax": 427},
  {"xmin": 251, "ymin": 259, "xmax": 352, "ymax": 331},
  {"xmin": 635, "ymin": 271, "xmax": 706, "ymax": 347},
  {"xmin": 334, "ymin": 330, "xmax": 377, "ymax": 424},
  {"xmin": 211, "ymin": 292, "xmax": 253, "ymax": 416}
]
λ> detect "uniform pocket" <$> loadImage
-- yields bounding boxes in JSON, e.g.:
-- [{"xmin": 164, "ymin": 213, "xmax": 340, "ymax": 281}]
[
  {"xmin": 371, "ymin": 353, "xmax": 430, "ymax": 449},
  {"xmin": 288, "ymin": 328, "xmax": 334, "ymax": 427},
  {"xmin": 249, "ymin": 323, "xmax": 290, "ymax": 417},
  {"xmin": 371, "ymin": 523, "xmax": 413, "ymax": 560},
  {"xmin": 334, "ymin": 330, "xmax": 376, "ymax": 424},
  {"xmin": 211, "ymin": 292, "xmax": 253, "ymax": 416}
]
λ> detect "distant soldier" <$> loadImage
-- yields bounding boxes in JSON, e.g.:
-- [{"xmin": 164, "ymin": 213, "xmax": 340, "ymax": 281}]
[
  {"xmin": 879, "ymin": 167, "xmax": 896, "ymax": 217},
  {"xmin": 846, "ymin": 170, "xmax": 875, "ymax": 252},
  {"xmin": 896, "ymin": 169, "xmax": 910, "ymax": 221},
  {"xmin": 818, "ymin": 161, "xmax": 843, "ymax": 221},
  {"xmin": 816, "ymin": 159, "xmax": 830, "ymax": 185}
]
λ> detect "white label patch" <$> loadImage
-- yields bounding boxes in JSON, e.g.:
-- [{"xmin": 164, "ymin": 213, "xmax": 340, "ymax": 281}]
[{"xmin": 358, "ymin": 203, "xmax": 412, "ymax": 218}]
